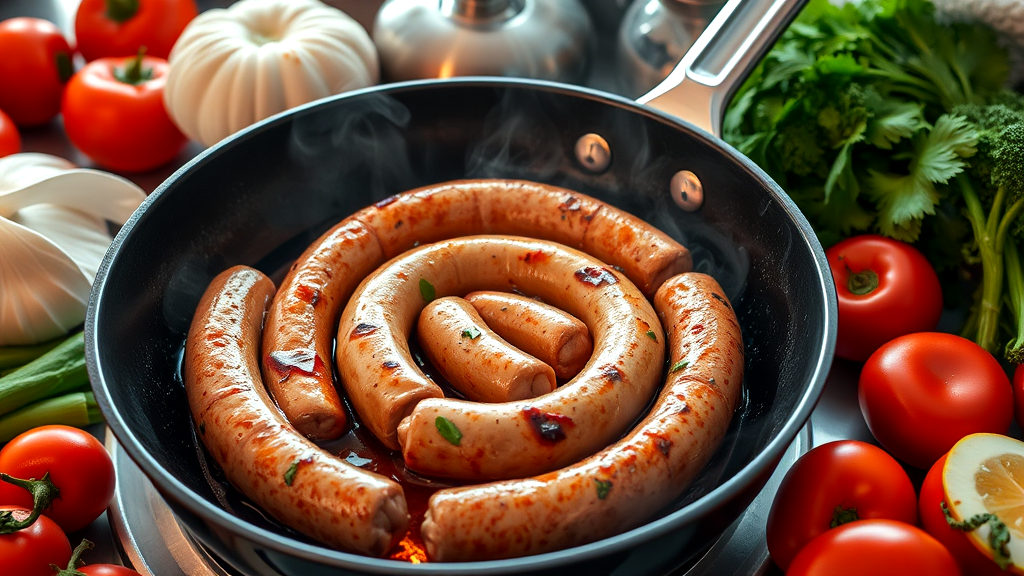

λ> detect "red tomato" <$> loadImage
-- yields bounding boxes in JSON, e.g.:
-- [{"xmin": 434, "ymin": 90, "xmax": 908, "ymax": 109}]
[
  {"xmin": 825, "ymin": 235, "xmax": 942, "ymax": 362},
  {"xmin": 920, "ymin": 453, "xmax": 1006, "ymax": 576},
  {"xmin": 75, "ymin": 0, "xmax": 198, "ymax": 61},
  {"xmin": 0, "ymin": 426, "xmax": 115, "ymax": 534},
  {"xmin": 0, "ymin": 18, "xmax": 73, "ymax": 126},
  {"xmin": 786, "ymin": 519, "xmax": 962, "ymax": 576},
  {"xmin": 0, "ymin": 506, "xmax": 71, "ymax": 576},
  {"xmin": 766, "ymin": 440, "xmax": 917, "ymax": 570},
  {"xmin": 1015, "ymin": 364, "xmax": 1024, "ymax": 428},
  {"xmin": 859, "ymin": 333, "xmax": 1013, "ymax": 469},
  {"xmin": 0, "ymin": 109, "xmax": 20, "ymax": 157},
  {"xmin": 61, "ymin": 53, "xmax": 187, "ymax": 172}
]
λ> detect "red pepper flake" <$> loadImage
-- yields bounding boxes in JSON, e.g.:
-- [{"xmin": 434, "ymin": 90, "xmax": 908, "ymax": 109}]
[
  {"xmin": 374, "ymin": 195, "xmax": 399, "ymax": 208},
  {"xmin": 690, "ymin": 324, "xmax": 705, "ymax": 335},
  {"xmin": 574, "ymin": 267, "xmax": 618, "ymax": 287},
  {"xmin": 558, "ymin": 195, "xmax": 582, "ymax": 212},
  {"xmin": 394, "ymin": 220, "xmax": 404, "ymax": 229},
  {"xmin": 294, "ymin": 284, "xmax": 320, "ymax": 306},
  {"xmin": 351, "ymin": 323, "xmax": 379, "ymax": 338},
  {"xmin": 523, "ymin": 407, "xmax": 573, "ymax": 443},
  {"xmin": 520, "ymin": 250, "xmax": 550, "ymax": 264},
  {"xmin": 382, "ymin": 360, "xmax": 400, "ymax": 370},
  {"xmin": 600, "ymin": 364, "xmax": 622, "ymax": 383}
]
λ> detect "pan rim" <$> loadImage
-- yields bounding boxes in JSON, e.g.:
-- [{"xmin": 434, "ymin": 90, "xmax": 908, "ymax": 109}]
[{"xmin": 85, "ymin": 77, "xmax": 837, "ymax": 573}]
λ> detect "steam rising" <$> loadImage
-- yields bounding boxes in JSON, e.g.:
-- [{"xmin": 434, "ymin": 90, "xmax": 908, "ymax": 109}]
[{"xmin": 288, "ymin": 93, "xmax": 418, "ymax": 204}]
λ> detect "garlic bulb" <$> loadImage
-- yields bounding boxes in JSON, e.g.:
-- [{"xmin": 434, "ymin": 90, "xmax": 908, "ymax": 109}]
[{"xmin": 0, "ymin": 154, "xmax": 146, "ymax": 346}]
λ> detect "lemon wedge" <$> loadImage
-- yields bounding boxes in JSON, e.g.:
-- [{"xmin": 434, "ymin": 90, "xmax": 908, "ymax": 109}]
[{"xmin": 944, "ymin": 433, "xmax": 1024, "ymax": 574}]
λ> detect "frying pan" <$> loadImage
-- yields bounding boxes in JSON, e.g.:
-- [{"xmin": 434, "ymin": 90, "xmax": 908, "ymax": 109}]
[{"xmin": 86, "ymin": 0, "xmax": 835, "ymax": 574}]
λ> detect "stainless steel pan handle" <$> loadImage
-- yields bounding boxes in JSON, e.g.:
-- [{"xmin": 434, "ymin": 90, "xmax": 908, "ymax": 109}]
[{"xmin": 638, "ymin": 0, "xmax": 808, "ymax": 137}]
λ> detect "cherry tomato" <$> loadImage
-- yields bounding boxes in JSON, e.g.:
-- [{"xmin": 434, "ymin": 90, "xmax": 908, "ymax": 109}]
[
  {"xmin": 75, "ymin": 0, "xmax": 198, "ymax": 61},
  {"xmin": 1014, "ymin": 364, "xmax": 1024, "ymax": 429},
  {"xmin": 786, "ymin": 519, "xmax": 962, "ymax": 576},
  {"xmin": 0, "ymin": 425, "xmax": 115, "ymax": 534},
  {"xmin": 859, "ymin": 333, "xmax": 1013, "ymax": 469},
  {"xmin": 920, "ymin": 453, "xmax": 1006, "ymax": 576},
  {"xmin": 0, "ymin": 109, "xmax": 20, "ymax": 157},
  {"xmin": 766, "ymin": 440, "xmax": 917, "ymax": 570},
  {"xmin": 0, "ymin": 18, "xmax": 73, "ymax": 126},
  {"xmin": 0, "ymin": 506, "xmax": 72, "ymax": 576},
  {"xmin": 61, "ymin": 53, "xmax": 187, "ymax": 172},
  {"xmin": 825, "ymin": 235, "xmax": 942, "ymax": 362}
]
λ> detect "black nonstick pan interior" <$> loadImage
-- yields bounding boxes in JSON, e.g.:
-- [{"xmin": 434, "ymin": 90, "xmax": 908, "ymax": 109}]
[{"xmin": 86, "ymin": 78, "xmax": 835, "ymax": 576}]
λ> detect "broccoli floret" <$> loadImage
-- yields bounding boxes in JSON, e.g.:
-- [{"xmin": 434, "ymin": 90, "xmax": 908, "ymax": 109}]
[{"xmin": 956, "ymin": 109, "xmax": 1024, "ymax": 361}]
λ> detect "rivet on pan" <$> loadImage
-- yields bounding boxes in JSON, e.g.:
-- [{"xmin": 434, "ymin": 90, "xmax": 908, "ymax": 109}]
[
  {"xmin": 574, "ymin": 133, "xmax": 612, "ymax": 173},
  {"xmin": 671, "ymin": 170, "xmax": 703, "ymax": 211}
]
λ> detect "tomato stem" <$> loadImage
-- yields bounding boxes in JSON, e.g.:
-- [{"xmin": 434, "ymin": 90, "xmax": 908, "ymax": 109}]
[
  {"xmin": 830, "ymin": 505, "xmax": 859, "ymax": 528},
  {"xmin": 105, "ymin": 0, "xmax": 140, "ymax": 23},
  {"xmin": 0, "ymin": 472, "xmax": 60, "ymax": 534},
  {"xmin": 113, "ymin": 47, "xmax": 153, "ymax": 86},
  {"xmin": 839, "ymin": 256, "xmax": 880, "ymax": 295},
  {"xmin": 942, "ymin": 501, "xmax": 1012, "ymax": 570},
  {"xmin": 846, "ymin": 269, "xmax": 879, "ymax": 295},
  {"xmin": 50, "ymin": 539, "xmax": 94, "ymax": 576}
]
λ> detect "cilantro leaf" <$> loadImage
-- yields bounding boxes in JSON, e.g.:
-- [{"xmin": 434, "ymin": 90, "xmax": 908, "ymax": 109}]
[
  {"xmin": 419, "ymin": 278, "xmax": 435, "ymax": 302},
  {"xmin": 435, "ymin": 416, "xmax": 462, "ymax": 446},
  {"xmin": 865, "ymin": 100, "xmax": 926, "ymax": 150}
]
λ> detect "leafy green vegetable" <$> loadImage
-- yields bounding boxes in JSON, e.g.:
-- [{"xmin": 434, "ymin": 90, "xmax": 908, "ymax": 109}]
[
  {"xmin": 725, "ymin": 0, "xmax": 1005, "ymax": 248},
  {"xmin": 726, "ymin": 0, "xmax": 1024, "ymax": 361},
  {"xmin": 670, "ymin": 360, "xmax": 689, "ymax": 373},
  {"xmin": 594, "ymin": 478, "xmax": 613, "ymax": 500},
  {"xmin": 462, "ymin": 327, "xmax": 482, "ymax": 340}
]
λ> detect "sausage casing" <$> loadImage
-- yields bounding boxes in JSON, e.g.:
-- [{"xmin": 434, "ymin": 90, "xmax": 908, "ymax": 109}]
[
  {"xmin": 464, "ymin": 291, "xmax": 592, "ymax": 380},
  {"xmin": 267, "ymin": 179, "xmax": 688, "ymax": 439},
  {"xmin": 417, "ymin": 297, "xmax": 557, "ymax": 402},
  {"xmin": 420, "ymin": 272, "xmax": 744, "ymax": 561},
  {"xmin": 185, "ymin": 266, "xmax": 409, "ymax": 556},
  {"xmin": 260, "ymin": 219, "xmax": 384, "ymax": 440},
  {"xmin": 335, "ymin": 236, "xmax": 664, "ymax": 480}
]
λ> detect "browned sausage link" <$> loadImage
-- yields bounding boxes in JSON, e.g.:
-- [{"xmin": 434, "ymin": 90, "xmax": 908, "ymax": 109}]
[
  {"xmin": 185, "ymin": 266, "xmax": 409, "ymax": 555},
  {"xmin": 351, "ymin": 179, "xmax": 691, "ymax": 296},
  {"xmin": 419, "ymin": 272, "xmax": 743, "ymax": 561},
  {"xmin": 260, "ymin": 219, "xmax": 385, "ymax": 440},
  {"xmin": 338, "ymin": 236, "xmax": 664, "ymax": 480},
  {"xmin": 418, "ymin": 297, "xmax": 557, "ymax": 402},
  {"xmin": 464, "ymin": 291, "xmax": 592, "ymax": 380},
  {"xmin": 267, "ymin": 180, "xmax": 685, "ymax": 441}
]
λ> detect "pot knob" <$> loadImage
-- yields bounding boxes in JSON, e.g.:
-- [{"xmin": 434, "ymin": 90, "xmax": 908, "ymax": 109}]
[{"xmin": 373, "ymin": 0, "xmax": 594, "ymax": 84}]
